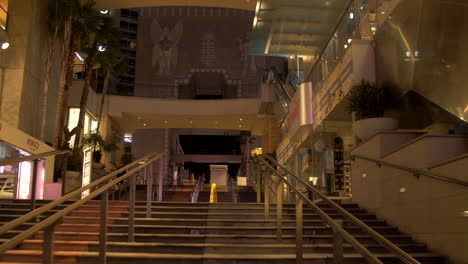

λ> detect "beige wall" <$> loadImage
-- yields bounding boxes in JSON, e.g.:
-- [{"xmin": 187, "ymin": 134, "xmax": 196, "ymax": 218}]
[{"xmin": 351, "ymin": 133, "xmax": 468, "ymax": 264}]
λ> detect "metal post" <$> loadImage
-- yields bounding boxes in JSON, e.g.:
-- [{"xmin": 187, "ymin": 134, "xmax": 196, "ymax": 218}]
[
  {"xmin": 256, "ymin": 166, "xmax": 261, "ymax": 203},
  {"xmin": 158, "ymin": 159, "xmax": 163, "ymax": 201},
  {"xmin": 30, "ymin": 159, "xmax": 39, "ymax": 210},
  {"xmin": 128, "ymin": 173, "xmax": 136, "ymax": 242},
  {"xmin": 263, "ymin": 170, "xmax": 269, "ymax": 218},
  {"xmin": 61, "ymin": 155, "xmax": 68, "ymax": 196},
  {"xmin": 333, "ymin": 221, "xmax": 344, "ymax": 264},
  {"xmin": 295, "ymin": 196, "xmax": 303, "ymax": 264},
  {"xmin": 146, "ymin": 163, "xmax": 153, "ymax": 218},
  {"xmin": 99, "ymin": 190, "xmax": 108, "ymax": 264},
  {"xmin": 276, "ymin": 181, "xmax": 283, "ymax": 242},
  {"xmin": 43, "ymin": 220, "xmax": 59, "ymax": 264}
]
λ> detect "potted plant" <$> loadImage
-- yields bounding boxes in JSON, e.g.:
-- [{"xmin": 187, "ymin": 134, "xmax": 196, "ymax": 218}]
[
  {"xmin": 82, "ymin": 132, "xmax": 119, "ymax": 168},
  {"xmin": 346, "ymin": 80, "xmax": 399, "ymax": 140}
]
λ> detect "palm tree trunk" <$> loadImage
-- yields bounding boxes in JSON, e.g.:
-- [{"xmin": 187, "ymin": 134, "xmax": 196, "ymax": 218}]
[
  {"xmin": 40, "ymin": 27, "xmax": 59, "ymax": 142},
  {"xmin": 74, "ymin": 42, "xmax": 98, "ymax": 147},
  {"xmin": 54, "ymin": 18, "xmax": 72, "ymax": 148},
  {"xmin": 56, "ymin": 35, "xmax": 78, "ymax": 149},
  {"xmin": 96, "ymin": 70, "xmax": 110, "ymax": 132}
]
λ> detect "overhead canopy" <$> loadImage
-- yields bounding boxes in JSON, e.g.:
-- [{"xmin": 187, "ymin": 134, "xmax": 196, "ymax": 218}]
[{"xmin": 250, "ymin": 0, "xmax": 352, "ymax": 56}]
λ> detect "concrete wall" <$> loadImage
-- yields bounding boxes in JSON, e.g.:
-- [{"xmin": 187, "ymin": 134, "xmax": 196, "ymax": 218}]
[
  {"xmin": 351, "ymin": 133, "xmax": 468, "ymax": 264},
  {"xmin": 0, "ymin": 0, "xmax": 61, "ymax": 144}
]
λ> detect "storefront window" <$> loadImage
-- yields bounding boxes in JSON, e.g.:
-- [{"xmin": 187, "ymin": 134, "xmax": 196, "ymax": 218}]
[{"xmin": 0, "ymin": 141, "xmax": 45, "ymax": 200}]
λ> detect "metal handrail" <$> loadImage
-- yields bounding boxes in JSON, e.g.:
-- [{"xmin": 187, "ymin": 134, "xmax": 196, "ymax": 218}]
[
  {"xmin": 0, "ymin": 151, "xmax": 163, "ymax": 262},
  {"xmin": 191, "ymin": 174, "xmax": 204, "ymax": 203},
  {"xmin": 0, "ymin": 150, "xmax": 71, "ymax": 166},
  {"xmin": 340, "ymin": 154, "xmax": 468, "ymax": 187},
  {"xmin": 256, "ymin": 154, "xmax": 422, "ymax": 264}
]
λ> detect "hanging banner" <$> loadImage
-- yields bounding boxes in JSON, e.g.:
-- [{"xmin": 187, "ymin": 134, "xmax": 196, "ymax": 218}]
[{"xmin": 81, "ymin": 148, "xmax": 92, "ymax": 198}]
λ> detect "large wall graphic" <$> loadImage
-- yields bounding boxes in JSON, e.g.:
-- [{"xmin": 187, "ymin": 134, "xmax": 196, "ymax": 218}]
[{"xmin": 135, "ymin": 6, "xmax": 284, "ymax": 99}]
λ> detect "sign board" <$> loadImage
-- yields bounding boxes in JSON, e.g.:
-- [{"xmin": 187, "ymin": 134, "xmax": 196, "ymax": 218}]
[
  {"xmin": 81, "ymin": 148, "xmax": 92, "ymax": 198},
  {"xmin": 284, "ymin": 82, "xmax": 314, "ymax": 137}
]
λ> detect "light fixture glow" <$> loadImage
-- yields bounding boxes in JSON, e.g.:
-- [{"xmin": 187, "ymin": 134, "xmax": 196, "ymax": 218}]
[
  {"xmin": 143, "ymin": 123, "xmax": 146, "ymax": 126},
  {"xmin": 240, "ymin": 118, "xmax": 243, "ymax": 121},
  {"xmin": 362, "ymin": 173, "xmax": 367, "ymax": 178},
  {"xmin": 164, "ymin": 121, "xmax": 168, "ymax": 123},
  {"xmin": 349, "ymin": 12, "xmax": 354, "ymax": 19},
  {"xmin": 347, "ymin": 38, "xmax": 352, "ymax": 44},
  {"xmin": 75, "ymin": 52, "xmax": 84, "ymax": 61},
  {"xmin": 399, "ymin": 187, "xmax": 406, "ymax": 193},
  {"xmin": 100, "ymin": 10, "xmax": 109, "ymax": 14},
  {"xmin": 371, "ymin": 26, "xmax": 377, "ymax": 32},
  {"xmin": 1, "ymin": 42, "xmax": 9, "ymax": 49},
  {"xmin": 98, "ymin": 45, "xmax": 106, "ymax": 52},
  {"xmin": 381, "ymin": 11, "xmax": 385, "ymax": 15},
  {"xmin": 344, "ymin": 44, "xmax": 348, "ymax": 49}
]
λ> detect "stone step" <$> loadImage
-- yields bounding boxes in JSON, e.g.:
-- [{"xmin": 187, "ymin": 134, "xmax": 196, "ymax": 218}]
[
  {"xmin": 0, "ymin": 250, "xmax": 444, "ymax": 264},
  {"xmin": 59, "ymin": 216, "xmax": 388, "ymax": 227},
  {"xmin": 2, "ymin": 231, "xmax": 416, "ymax": 245},
  {"xmin": 15, "ymin": 240, "xmax": 429, "ymax": 255}
]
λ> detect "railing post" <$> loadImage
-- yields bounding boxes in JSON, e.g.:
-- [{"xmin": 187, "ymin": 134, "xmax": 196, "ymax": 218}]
[
  {"xmin": 333, "ymin": 220, "xmax": 344, "ymax": 264},
  {"xmin": 276, "ymin": 180, "xmax": 283, "ymax": 242},
  {"xmin": 256, "ymin": 165, "xmax": 261, "ymax": 203},
  {"xmin": 295, "ymin": 195, "xmax": 303, "ymax": 264},
  {"xmin": 99, "ymin": 190, "xmax": 108, "ymax": 264},
  {"xmin": 263, "ymin": 169, "xmax": 269, "ymax": 218},
  {"xmin": 30, "ymin": 159, "xmax": 39, "ymax": 210},
  {"xmin": 42, "ymin": 220, "xmax": 60, "ymax": 264},
  {"xmin": 128, "ymin": 173, "xmax": 136, "ymax": 242},
  {"xmin": 146, "ymin": 163, "xmax": 153, "ymax": 218},
  {"xmin": 158, "ymin": 159, "xmax": 163, "ymax": 201}
]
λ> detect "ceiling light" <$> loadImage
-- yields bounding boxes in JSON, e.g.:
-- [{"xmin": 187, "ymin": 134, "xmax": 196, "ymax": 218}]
[
  {"xmin": 98, "ymin": 45, "xmax": 106, "ymax": 52},
  {"xmin": 143, "ymin": 123, "xmax": 146, "ymax": 126},
  {"xmin": 137, "ymin": 116, "xmax": 141, "ymax": 119},
  {"xmin": 100, "ymin": 10, "xmax": 109, "ymax": 14},
  {"xmin": 1, "ymin": 42, "xmax": 9, "ymax": 50},
  {"xmin": 239, "ymin": 118, "xmax": 243, "ymax": 121},
  {"xmin": 381, "ymin": 11, "xmax": 385, "ymax": 15},
  {"xmin": 349, "ymin": 12, "xmax": 354, "ymax": 19},
  {"xmin": 347, "ymin": 39, "xmax": 352, "ymax": 44},
  {"xmin": 239, "ymin": 125, "xmax": 242, "ymax": 128},
  {"xmin": 164, "ymin": 121, "xmax": 168, "ymax": 123},
  {"xmin": 399, "ymin": 187, "xmax": 406, "ymax": 193},
  {"xmin": 344, "ymin": 44, "xmax": 348, "ymax": 49},
  {"xmin": 289, "ymin": 55, "xmax": 294, "ymax": 59}
]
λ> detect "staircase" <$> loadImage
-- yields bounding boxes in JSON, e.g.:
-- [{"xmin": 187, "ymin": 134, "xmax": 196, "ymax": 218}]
[{"xmin": 0, "ymin": 199, "xmax": 444, "ymax": 264}]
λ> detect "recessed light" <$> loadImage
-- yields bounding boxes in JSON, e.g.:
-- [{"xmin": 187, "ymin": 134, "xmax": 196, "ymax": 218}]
[
  {"xmin": 239, "ymin": 125, "xmax": 242, "ymax": 128},
  {"xmin": 239, "ymin": 118, "xmax": 243, "ymax": 121},
  {"xmin": 164, "ymin": 121, "xmax": 168, "ymax": 123},
  {"xmin": 100, "ymin": 10, "xmax": 109, "ymax": 14},
  {"xmin": 1, "ymin": 42, "xmax": 10, "ymax": 50},
  {"xmin": 143, "ymin": 123, "xmax": 147, "ymax": 126}
]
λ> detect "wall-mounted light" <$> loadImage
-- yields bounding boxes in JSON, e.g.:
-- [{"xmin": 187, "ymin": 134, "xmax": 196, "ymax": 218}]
[{"xmin": 0, "ymin": 28, "xmax": 10, "ymax": 50}]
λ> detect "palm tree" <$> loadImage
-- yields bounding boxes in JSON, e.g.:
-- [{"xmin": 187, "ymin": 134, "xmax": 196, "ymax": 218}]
[
  {"xmin": 74, "ymin": 15, "xmax": 121, "ymax": 147},
  {"xmin": 95, "ymin": 47, "xmax": 127, "ymax": 132},
  {"xmin": 41, "ymin": 0, "xmax": 78, "ymax": 143},
  {"xmin": 54, "ymin": 0, "xmax": 100, "ymax": 149}
]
